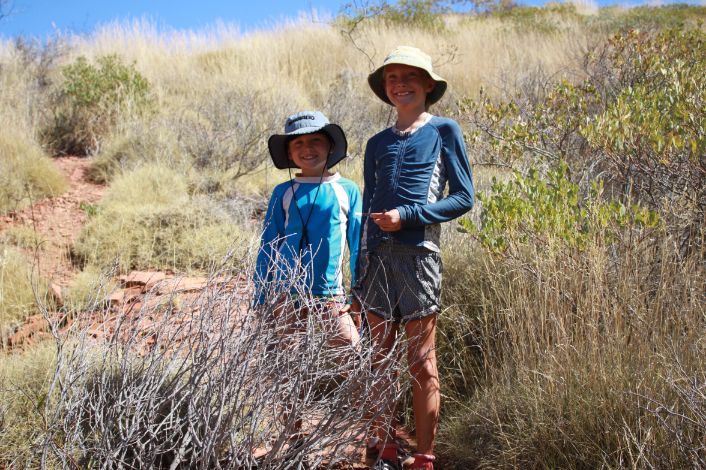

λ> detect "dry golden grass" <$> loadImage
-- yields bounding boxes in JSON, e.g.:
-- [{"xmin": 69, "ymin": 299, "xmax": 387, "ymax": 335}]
[
  {"xmin": 437, "ymin": 228, "xmax": 705, "ymax": 469},
  {"xmin": 0, "ymin": 246, "xmax": 54, "ymax": 348},
  {"xmin": 0, "ymin": 341, "xmax": 57, "ymax": 467},
  {"xmin": 0, "ymin": 127, "xmax": 67, "ymax": 214}
]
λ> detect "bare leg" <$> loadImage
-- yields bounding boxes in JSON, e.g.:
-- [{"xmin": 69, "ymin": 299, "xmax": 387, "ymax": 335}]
[
  {"xmin": 321, "ymin": 298, "xmax": 361, "ymax": 351},
  {"xmin": 366, "ymin": 312, "xmax": 399, "ymax": 443},
  {"xmin": 272, "ymin": 299, "xmax": 306, "ymax": 435},
  {"xmin": 404, "ymin": 315, "xmax": 439, "ymax": 455}
]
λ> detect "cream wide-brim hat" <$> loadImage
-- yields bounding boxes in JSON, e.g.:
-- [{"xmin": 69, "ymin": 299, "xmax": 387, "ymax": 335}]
[{"xmin": 368, "ymin": 45, "xmax": 448, "ymax": 106}]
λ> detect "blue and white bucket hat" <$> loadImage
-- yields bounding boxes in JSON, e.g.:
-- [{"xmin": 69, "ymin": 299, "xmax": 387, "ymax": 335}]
[{"xmin": 267, "ymin": 111, "xmax": 348, "ymax": 170}]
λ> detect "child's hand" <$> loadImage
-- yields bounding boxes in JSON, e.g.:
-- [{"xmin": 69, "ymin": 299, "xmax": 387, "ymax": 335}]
[
  {"xmin": 341, "ymin": 300, "xmax": 362, "ymax": 330},
  {"xmin": 370, "ymin": 209, "xmax": 401, "ymax": 232}
]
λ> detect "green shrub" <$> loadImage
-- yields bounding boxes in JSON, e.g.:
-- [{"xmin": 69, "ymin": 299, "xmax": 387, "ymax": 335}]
[
  {"xmin": 340, "ymin": 0, "xmax": 450, "ymax": 31},
  {"xmin": 461, "ymin": 162, "xmax": 659, "ymax": 254},
  {"xmin": 43, "ymin": 54, "xmax": 152, "ymax": 156},
  {"xmin": 462, "ymin": 27, "xmax": 706, "ymax": 250},
  {"xmin": 0, "ymin": 128, "xmax": 67, "ymax": 215},
  {"xmin": 450, "ymin": 21, "xmax": 705, "ymax": 470},
  {"xmin": 582, "ymin": 28, "xmax": 706, "ymax": 248}
]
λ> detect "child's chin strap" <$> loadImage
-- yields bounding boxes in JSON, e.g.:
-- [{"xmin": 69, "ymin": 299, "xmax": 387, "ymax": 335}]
[{"xmin": 287, "ymin": 154, "xmax": 331, "ymax": 254}]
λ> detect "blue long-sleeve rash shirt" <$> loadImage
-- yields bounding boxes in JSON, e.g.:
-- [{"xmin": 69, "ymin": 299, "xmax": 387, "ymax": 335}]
[
  {"xmin": 361, "ymin": 115, "xmax": 474, "ymax": 253},
  {"xmin": 255, "ymin": 174, "xmax": 362, "ymax": 304}
]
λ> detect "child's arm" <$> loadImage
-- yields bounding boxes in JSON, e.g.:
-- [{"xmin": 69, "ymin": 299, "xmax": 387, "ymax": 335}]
[
  {"xmin": 360, "ymin": 139, "xmax": 376, "ymax": 223},
  {"xmin": 396, "ymin": 119, "xmax": 474, "ymax": 226},
  {"xmin": 253, "ymin": 187, "xmax": 286, "ymax": 305},
  {"xmin": 346, "ymin": 183, "xmax": 363, "ymax": 291},
  {"xmin": 353, "ymin": 139, "xmax": 376, "ymax": 279}
]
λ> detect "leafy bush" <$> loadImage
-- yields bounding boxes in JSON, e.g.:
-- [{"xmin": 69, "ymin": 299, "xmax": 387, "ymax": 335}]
[
  {"xmin": 463, "ymin": 27, "xmax": 706, "ymax": 250},
  {"xmin": 461, "ymin": 162, "xmax": 658, "ymax": 253},
  {"xmin": 582, "ymin": 28, "xmax": 706, "ymax": 250},
  {"xmin": 43, "ymin": 54, "xmax": 152, "ymax": 156},
  {"xmin": 0, "ymin": 128, "xmax": 67, "ymax": 214}
]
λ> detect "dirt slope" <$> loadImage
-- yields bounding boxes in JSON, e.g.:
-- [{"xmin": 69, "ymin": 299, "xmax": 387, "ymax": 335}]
[{"xmin": 0, "ymin": 156, "xmax": 104, "ymax": 287}]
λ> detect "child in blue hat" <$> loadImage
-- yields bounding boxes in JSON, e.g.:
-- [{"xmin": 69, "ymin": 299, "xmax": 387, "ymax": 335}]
[{"xmin": 255, "ymin": 111, "xmax": 362, "ymax": 349}]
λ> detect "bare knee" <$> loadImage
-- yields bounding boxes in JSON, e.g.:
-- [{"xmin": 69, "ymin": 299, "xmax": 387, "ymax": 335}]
[{"xmin": 408, "ymin": 349, "xmax": 438, "ymax": 383}]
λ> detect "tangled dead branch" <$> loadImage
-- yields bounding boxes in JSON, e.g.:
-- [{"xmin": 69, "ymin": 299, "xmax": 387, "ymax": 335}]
[{"xmin": 37, "ymin": 252, "xmax": 411, "ymax": 469}]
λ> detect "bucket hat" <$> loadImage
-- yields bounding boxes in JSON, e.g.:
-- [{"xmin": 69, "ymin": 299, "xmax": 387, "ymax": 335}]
[
  {"xmin": 267, "ymin": 111, "xmax": 347, "ymax": 170},
  {"xmin": 368, "ymin": 46, "xmax": 447, "ymax": 106}
]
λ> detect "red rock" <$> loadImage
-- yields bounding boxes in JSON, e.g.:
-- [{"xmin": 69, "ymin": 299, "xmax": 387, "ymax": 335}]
[
  {"xmin": 157, "ymin": 277, "xmax": 209, "ymax": 295},
  {"xmin": 49, "ymin": 283, "xmax": 64, "ymax": 307},
  {"xmin": 118, "ymin": 271, "xmax": 167, "ymax": 291},
  {"xmin": 108, "ymin": 286, "xmax": 143, "ymax": 306}
]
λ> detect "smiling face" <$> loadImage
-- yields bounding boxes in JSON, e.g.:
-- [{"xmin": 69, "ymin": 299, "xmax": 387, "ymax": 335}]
[
  {"xmin": 287, "ymin": 132, "xmax": 333, "ymax": 177},
  {"xmin": 383, "ymin": 63, "xmax": 436, "ymax": 112}
]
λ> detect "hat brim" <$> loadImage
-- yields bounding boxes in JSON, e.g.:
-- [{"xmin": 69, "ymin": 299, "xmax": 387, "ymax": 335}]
[
  {"xmin": 267, "ymin": 123, "xmax": 348, "ymax": 170},
  {"xmin": 368, "ymin": 64, "xmax": 447, "ymax": 107}
]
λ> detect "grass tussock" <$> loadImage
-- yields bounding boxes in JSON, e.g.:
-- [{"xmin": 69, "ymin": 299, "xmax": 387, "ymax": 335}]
[
  {"xmin": 73, "ymin": 164, "xmax": 256, "ymax": 273},
  {"xmin": 0, "ymin": 226, "xmax": 46, "ymax": 250},
  {"xmin": 0, "ymin": 246, "xmax": 55, "ymax": 348},
  {"xmin": 0, "ymin": 128, "xmax": 67, "ymax": 214},
  {"xmin": 0, "ymin": 341, "xmax": 57, "ymax": 468},
  {"xmin": 63, "ymin": 266, "xmax": 118, "ymax": 314}
]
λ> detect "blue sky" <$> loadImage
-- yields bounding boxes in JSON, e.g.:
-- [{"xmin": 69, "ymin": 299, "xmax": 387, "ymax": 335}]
[
  {"xmin": 0, "ymin": 0, "xmax": 698, "ymax": 39},
  {"xmin": 0, "ymin": 0, "xmax": 350, "ymax": 38}
]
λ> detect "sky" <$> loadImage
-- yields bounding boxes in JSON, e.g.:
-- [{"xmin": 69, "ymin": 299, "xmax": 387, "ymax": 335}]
[
  {"xmin": 0, "ymin": 0, "xmax": 349, "ymax": 39},
  {"xmin": 0, "ymin": 0, "xmax": 699, "ymax": 40}
]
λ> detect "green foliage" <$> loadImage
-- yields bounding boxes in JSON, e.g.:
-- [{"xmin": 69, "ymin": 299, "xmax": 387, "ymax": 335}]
[
  {"xmin": 582, "ymin": 28, "xmax": 706, "ymax": 246},
  {"xmin": 463, "ymin": 79, "xmax": 600, "ymax": 167},
  {"xmin": 594, "ymin": 4, "xmax": 706, "ymax": 33},
  {"xmin": 43, "ymin": 54, "xmax": 152, "ymax": 155},
  {"xmin": 340, "ymin": 0, "xmax": 457, "ymax": 31},
  {"xmin": 460, "ymin": 162, "xmax": 658, "ymax": 253},
  {"xmin": 462, "ymin": 27, "xmax": 705, "ymax": 251}
]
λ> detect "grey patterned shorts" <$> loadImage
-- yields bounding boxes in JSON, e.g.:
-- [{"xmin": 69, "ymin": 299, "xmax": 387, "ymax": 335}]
[{"xmin": 353, "ymin": 241, "xmax": 442, "ymax": 322}]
